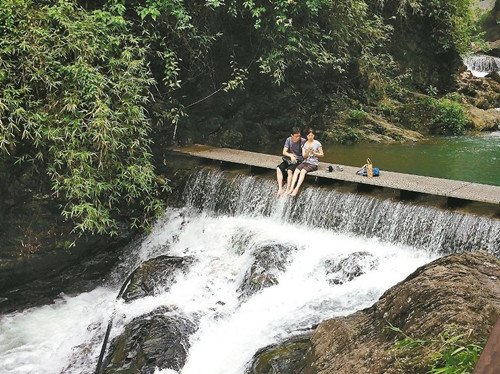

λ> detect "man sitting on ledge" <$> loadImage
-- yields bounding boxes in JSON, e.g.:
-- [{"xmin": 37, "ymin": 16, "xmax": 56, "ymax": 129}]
[{"xmin": 276, "ymin": 127, "xmax": 305, "ymax": 196}]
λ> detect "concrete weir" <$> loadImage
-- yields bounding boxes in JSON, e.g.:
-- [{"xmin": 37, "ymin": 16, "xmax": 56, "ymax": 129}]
[{"xmin": 173, "ymin": 145, "xmax": 500, "ymax": 206}]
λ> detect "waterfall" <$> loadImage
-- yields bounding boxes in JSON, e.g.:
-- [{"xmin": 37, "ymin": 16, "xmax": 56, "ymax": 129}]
[
  {"xmin": 463, "ymin": 54, "xmax": 500, "ymax": 77},
  {"xmin": 184, "ymin": 169, "xmax": 499, "ymax": 256},
  {"xmin": 0, "ymin": 168, "xmax": 498, "ymax": 374}
]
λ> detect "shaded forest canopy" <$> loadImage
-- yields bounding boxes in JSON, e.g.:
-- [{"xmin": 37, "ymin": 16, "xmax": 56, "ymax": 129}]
[{"xmin": 0, "ymin": 0, "xmax": 486, "ymax": 235}]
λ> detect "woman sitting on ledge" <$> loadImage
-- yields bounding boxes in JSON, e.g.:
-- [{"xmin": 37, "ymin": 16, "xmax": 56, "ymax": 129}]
[{"xmin": 286, "ymin": 128, "xmax": 323, "ymax": 196}]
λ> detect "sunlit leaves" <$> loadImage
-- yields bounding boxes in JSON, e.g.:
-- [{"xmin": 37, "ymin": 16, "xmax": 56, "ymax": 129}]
[{"xmin": 223, "ymin": 58, "xmax": 248, "ymax": 92}]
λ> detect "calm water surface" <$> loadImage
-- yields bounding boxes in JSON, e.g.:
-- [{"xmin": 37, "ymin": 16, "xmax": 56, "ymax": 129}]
[{"xmin": 267, "ymin": 133, "xmax": 500, "ymax": 186}]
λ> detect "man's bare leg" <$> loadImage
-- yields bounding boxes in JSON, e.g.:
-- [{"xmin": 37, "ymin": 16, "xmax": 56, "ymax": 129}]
[
  {"xmin": 285, "ymin": 169, "xmax": 293, "ymax": 193},
  {"xmin": 277, "ymin": 167, "xmax": 285, "ymax": 195}
]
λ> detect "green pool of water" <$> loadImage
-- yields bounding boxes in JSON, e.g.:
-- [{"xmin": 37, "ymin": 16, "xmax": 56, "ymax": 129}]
[{"xmin": 269, "ymin": 133, "xmax": 500, "ymax": 186}]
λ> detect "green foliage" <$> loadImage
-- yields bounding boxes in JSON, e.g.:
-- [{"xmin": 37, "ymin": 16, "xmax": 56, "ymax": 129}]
[
  {"xmin": 223, "ymin": 59, "xmax": 248, "ymax": 92},
  {"xmin": 0, "ymin": 0, "xmax": 167, "ymax": 235},
  {"xmin": 323, "ymin": 127, "xmax": 360, "ymax": 144},
  {"xmin": 394, "ymin": 94, "xmax": 468, "ymax": 134},
  {"xmin": 381, "ymin": 0, "xmax": 479, "ymax": 55},
  {"xmin": 389, "ymin": 323, "xmax": 484, "ymax": 373},
  {"xmin": 427, "ymin": 98, "xmax": 469, "ymax": 135},
  {"xmin": 126, "ymin": 0, "xmax": 394, "ymax": 103},
  {"xmin": 377, "ymin": 100, "xmax": 398, "ymax": 118},
  {"xmin": 0, "ymin": 0, "xmax": 484, "ymax": 236},
  {"xmin": 427, "ymin": 85, "xmax": 438, "ymax": 97},
  {"xmin": 348, "ymin": 109, "xmax": 368, "ymax": 125},
  {"xmin": 340, "ymin": 128, "xmax": 360, "ymax": 144},
  {"xmin": 106, "ymin": 0, "xmax": 479, "ymax": 140}
]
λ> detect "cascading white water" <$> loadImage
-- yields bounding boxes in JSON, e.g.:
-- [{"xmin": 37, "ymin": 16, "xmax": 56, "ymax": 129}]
[
  {"xmin": 0, "ymin": 168, "xmax": 498, "ymax": 373},
  {"xmin": 168, "ymin": 215, "xmax": 433, "ymax": 374},
  {"xmin": 184, "ymin": 169, "xmax": 499, "ymax": 255},
  {"xmin": 463, "ymin": 54, "xmax": 500, "ymax": 77},
  {"xmin": 0, "ymin": 288, "xmax": 116, "ymax": 373}
]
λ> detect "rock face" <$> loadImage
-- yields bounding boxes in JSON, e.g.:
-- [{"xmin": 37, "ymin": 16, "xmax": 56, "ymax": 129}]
[
  {"xmin": 122, "ymin": 255, "xmax": 193, "ymax": 302},
  {"xmin": 359, "ymin": 113, "xmax": 424, "ymax": 143},
  {"xmin": 481, "ymin": 0, "xmax": 500, "ymax": 57},
  {"xmin": 307, "ymin": 251, "xmax": 500, "ymax": 373},
  {"xmin": 457, "ymin": 70, "xmax": 500, "ymax": 131},
  {"xmin": 103, "ymin": 307, "xmax": 197, "ymax": 373}
]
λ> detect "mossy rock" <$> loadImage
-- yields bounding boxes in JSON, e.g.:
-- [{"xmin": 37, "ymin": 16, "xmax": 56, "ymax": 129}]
[
  {"xmin": 238, "ymin": 243, "xmax": 297, "ymax": 301},
  {"xmin": 123, "ymin": 255, "xmax": 193, "ymax": 302},
  {"xmin": 246, "ymin": 334, "xmax": 313, "ymax": 374},
  {"xmin": 103, "ymin": 307, "xmax": 197, "ymax": 373}
]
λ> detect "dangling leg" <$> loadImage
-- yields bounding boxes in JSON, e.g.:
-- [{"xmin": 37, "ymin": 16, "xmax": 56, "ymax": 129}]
[
  {"xmin": 276, "ymin": 167, "xmax": 285, "ymax": 195},
  {"xmin": 285, "ymin": 169, "xmax": 293, "ymax": 193},
  {"xmin": 291, "ymin": 169, "xmax": 308, "ymax": 196},
  {"xmin": 285, "ymin": 168, "xmax": 300, "ymax": 195}
]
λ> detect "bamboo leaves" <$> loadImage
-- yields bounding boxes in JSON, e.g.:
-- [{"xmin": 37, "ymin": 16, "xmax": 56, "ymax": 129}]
[{"xmin": 0, "ymin": 0, "xmax": 167, "ymax": 235}]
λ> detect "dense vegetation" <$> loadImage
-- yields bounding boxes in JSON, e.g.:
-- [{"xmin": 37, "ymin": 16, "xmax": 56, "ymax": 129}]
[{"xmin": 0, "ymin": 0, "xmax": 482, "ymax": 234}]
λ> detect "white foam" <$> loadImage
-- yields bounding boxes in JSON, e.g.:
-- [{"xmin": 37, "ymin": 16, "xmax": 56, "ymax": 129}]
[
  {"xmin": 0, "ymin": 211, "xmax": 435, "ymax": 374},
  {"xmin": 0, "ymin": 288, "xmax": 116, "ymax": 374}
]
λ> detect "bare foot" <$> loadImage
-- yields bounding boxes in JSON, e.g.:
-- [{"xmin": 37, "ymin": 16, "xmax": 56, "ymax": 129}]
[
  {"xmin": 284, "ymin": 189, "xmax": 291, "ymax": 196},
  {"xmin": 290, "ymin": 189, "xmax": 299, "ymax": 197},
  {"xmin": 277, "ymin": 189, "xmax": 284, "ymax": 196}
]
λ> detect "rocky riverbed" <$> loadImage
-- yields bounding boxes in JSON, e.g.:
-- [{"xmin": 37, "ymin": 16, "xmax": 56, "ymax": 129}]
[{"xmin": 248, "ymin": 251, "xmax": 500, "ymax": 373}]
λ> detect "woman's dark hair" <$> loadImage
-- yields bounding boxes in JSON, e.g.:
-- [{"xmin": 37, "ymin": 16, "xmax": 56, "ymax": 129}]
[{"xmin": 306, "ymin": 128, "xmax": 315, "ymax": 135}]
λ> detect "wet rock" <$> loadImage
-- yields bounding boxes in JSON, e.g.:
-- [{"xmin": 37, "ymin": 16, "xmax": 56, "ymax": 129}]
[
  {"xmin": 123, "ymin": 255, "xmax": 193, "ymax": 302},
  {"xmin": 246, "ymin": 333, "xmax": 313, "ymax": 374},
  {"xmin": 308, "ymin": 251, "xmax": 500, "ymax": 373},
  {"xmin": 238, "ymin": 243, "xmax": 296, "ymax": 300},
  {"xmin": 324, "ymin": 251, "xmax": 379, "ymax": 285},
  {"xmin": 103, "ymin": 307, "xmax": 197, "ymax": 373}
]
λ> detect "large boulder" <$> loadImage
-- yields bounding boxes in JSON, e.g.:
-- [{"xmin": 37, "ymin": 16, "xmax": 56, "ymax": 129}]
[
  {"xmin": 466, "ymin": 105, "xmax": 500, "ymax": 131},
  {"xmin": 122, "ymin": 255, "xmax": 193, "ymax": 302},
  {"xmin": 307, "ymin": 251, "xmax": 500, "ymax": 373},
  {"xmin": 103, "ymin": 307, "xmax": 197, "ymax": 373},
  {"xmin": 238, "ymin": 243, "xmax": 297, "ymax": 301}
]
